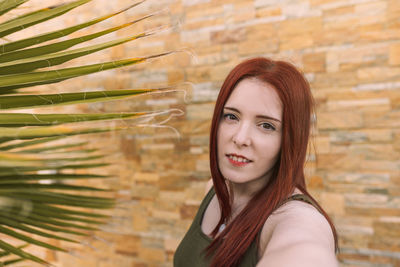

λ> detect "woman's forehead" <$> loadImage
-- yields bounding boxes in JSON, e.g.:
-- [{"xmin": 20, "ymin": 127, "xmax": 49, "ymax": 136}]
[{"xmin": 224, "ymin": 78, "xmax": 282, "ymax": 119}]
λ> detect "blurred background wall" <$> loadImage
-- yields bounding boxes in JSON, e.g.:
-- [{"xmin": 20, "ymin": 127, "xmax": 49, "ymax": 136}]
[{"xmin": 12, "ymin": 0, "xmax": 400, "ymax": 266}]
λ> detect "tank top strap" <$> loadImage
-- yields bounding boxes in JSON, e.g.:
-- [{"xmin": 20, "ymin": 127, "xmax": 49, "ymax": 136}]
[
  {"xmin": 281, "ymin": 193, "xmax": 324, "ymax": 214},
  {"xmin": 192, "ymin": 187, "xmax": 215, "ymax": 225}
]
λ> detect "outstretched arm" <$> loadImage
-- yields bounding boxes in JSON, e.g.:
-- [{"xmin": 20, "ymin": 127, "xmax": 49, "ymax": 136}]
[{"xmin": 257, "ymin": 201, "xmax": 338, "ymax": 267}]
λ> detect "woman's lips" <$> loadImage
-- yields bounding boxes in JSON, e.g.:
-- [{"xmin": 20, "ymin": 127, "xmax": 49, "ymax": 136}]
[{"xmin": 226, "ymin": 154, "xmax": 252, "ymax": 167}]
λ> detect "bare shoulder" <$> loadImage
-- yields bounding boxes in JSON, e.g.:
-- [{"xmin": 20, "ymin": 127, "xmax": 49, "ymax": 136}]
[
  {"xmin": 257, "ymin": 200, "xmax": 338, "ymax": 267},
  {"xmin": 205, "ymin": 179, "xmax": 213, "ymax": 194}
]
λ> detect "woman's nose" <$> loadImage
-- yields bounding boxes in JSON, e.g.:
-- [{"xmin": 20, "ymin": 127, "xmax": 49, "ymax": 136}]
[{"xmin": 232, "ymin": 123, "xmax": 251, "ymax": 147}]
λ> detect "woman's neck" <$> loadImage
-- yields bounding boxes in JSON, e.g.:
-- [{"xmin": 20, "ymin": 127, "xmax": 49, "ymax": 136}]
[
  {"xmin": 228, "ymin": 172, "xmax": 271, "ymax": 202},
  {"xmin": 226, "ymin": 174, "xmax": 271, "ymax": 219}
]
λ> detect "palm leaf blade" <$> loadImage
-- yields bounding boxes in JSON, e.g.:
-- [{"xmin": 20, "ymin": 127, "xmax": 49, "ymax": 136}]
[
  {"xmin": 0, "ymin": 0, "xmax": 92, "ymax": 38},
  {"xmin": 0, "ymin": 32, "xmax": 148, "ymax": 74},
  {"xmin": 0, "ymin": 225, "xmax": 67, "ymax": 251},
  {"xmin": 0, "ymin": 112, "xmax": 148, "ymax": 126},
  {"xmin": 0, "ymin": 125, "xmax": 115, "ymax": 141},
  {"xmin": 0, "ymin": 89, "xmax": 157, "ymax": 110},
  {"xmin": 0, "ymin": 136, "xmax": 63, "ymax": 151},
  {"xmin": 33, "ymin": 203, "xmax": 109, "ymax": 218},
  {"xmin": 0, "ymin": 240, "xmax": 48, "ymax": 265},
  {"xmin": 0, "ymin": 173, "xmax": 108, "ymax": 183},
  {"xmin": 16, "ymin": 141, "xmax": 89, "ymax": 153},
  {"xmin": 0, "ymin": 163, "xmax": 109, "ymax": 174},
  {"xmin": 0, "ymin": 212, "xmax": 87, "ymax": 236},
  {"xmin": 0, "ymin": 55, "xmax": 163, "ymax": 91},
  {"xmin": 0, "ymin": 16, "xmax": 151, "ymax": 64},
  {"xmin": 3, "ymin": 191, "xmax": 114, "ymax": 208},
  {"xmin": 0, "ymin": 1, "xmax": 144, "ymax": 53},
  {"xmin": 3, "ymin": 258, "xmax": 25, "ymax": 265},
  {"xmin": 0, "ymin": 183, "xmax": 109, "ymax": 192},
  {"xmin": 24, "ymin": 207, "xmax": 105, "ymax": 224},
  {"xmin": 0, "ymin": 216, "xmax": 78, "ymax": 243},
  {"xmin": 0, "ymin": 0, "xmax": 29, "ymax": 16}
]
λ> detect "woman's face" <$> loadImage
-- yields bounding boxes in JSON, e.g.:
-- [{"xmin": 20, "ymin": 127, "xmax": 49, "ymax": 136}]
[{"xmin": 217, "ymin": 78, "xmax": 282, "ymax": 187}]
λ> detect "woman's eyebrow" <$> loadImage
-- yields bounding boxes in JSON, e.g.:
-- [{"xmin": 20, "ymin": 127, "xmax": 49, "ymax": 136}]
[{"xmin": 224, "ymin": 106, "xmax": 281, "ymax": 123}]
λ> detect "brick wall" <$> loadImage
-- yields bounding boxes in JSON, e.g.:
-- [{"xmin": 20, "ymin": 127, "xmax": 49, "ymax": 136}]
[{"xmin": 6, "ymin": 0, "xmax": 400, "ymax": 266}]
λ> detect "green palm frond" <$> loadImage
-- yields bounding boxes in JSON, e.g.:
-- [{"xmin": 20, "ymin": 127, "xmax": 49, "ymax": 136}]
[
  {"xmin": 0, "ymin": 173, "xmax": 108, "ymax": 183},
  {"xmin": 0, "ymin": 136, "xmax": 64, "ymax": 150},
  {"xmin": 0, "ymin": 0, "xmax": 29, "ymax": 16},
  {"xmin": 0, "ymin": 32, "xmax": 151, "ymax": 75},
  {"xmin": 0, "ymin": 89, "xmax": 160, "ymax": 109},
  {"xmin": 0, "ymin": 54, "xmax": 170, "ymax": 91},
  {"xmin": 0, "ymin": 1, "xmax": 145, "ymax": 53},
  {"xmin": 0, "ymin": 125, "xmax": 117, "ymax": 141},
  {"xmin": 0, "ymin": 239, "xmax": 47, "ymax": 265},
  {"xmin": 17, "ymin": 141, "xmax": 90, "ymax": 153},
  {"xmin": 0, "ymin": 111, "xmax": 150, "ymax": 126},
  {"xmin": 0, "ymin": 0, "xmax": 174, "ymax": 265},
  {"xmin": 0, "ymin": 0, "xmax": 92, "ymax": 38}
]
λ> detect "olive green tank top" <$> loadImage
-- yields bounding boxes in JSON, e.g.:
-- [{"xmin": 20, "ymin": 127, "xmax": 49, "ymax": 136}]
[{"xmin": 173, "ymin": 188, "xmax": 317, "ymax": 267}]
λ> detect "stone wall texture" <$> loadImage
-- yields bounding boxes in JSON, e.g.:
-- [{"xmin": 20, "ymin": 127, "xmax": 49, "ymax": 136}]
[{"xmin": 4, "ymin": 0, "xmax": 400, "ymax": 266}]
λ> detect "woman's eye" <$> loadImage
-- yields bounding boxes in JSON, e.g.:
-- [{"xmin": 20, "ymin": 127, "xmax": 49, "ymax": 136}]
[
  {"xmin": 223, "ymin": 113, "xmax": 238, "ymax": 121},
  {"xmin": 260, "ymin": 122, "xmax": 275, "ymax": 131}
]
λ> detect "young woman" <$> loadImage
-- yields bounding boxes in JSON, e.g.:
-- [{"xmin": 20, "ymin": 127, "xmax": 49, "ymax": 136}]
[{"xmin": 174, "ymin": 57, "xmax": 338, "ymax": 267}]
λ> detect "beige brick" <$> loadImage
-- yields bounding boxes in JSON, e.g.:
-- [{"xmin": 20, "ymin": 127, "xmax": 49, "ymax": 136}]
[
  {"xmin": 316, "ymin": 27, "xmax": 358, "ymax": 46},
  {"xmin": 184, "ymin": 17, "xmax": 225, "ymax": 31},
  {"xmin": 164, "ymin": 238, "xmax": 181, "ymax": 252},
  {"xmin": 315, "ymin": 136, "xmax": 331, "ymax": 153},
  {"xmin": 303, "ymin": 52, "xmax": 326, "ymax": 73},
  {"xmin": 115, "ymin": 235, "xmax": 140, "ymax": 256},
  {"xmin": 233, "ymin": 2, "xmax": 256, "ymax": 23},
  {"xmin": 389, "ymin": 43, "xmax": 400, "ymax": 66},
  {"xmin": 355, "ymin": 2, "xmax": 386, "ymax": 16},
  {"xmin": 364, "ymin": 110, "xmax": 400, "ymax": 128},
  {"xmin": 310, "ymin": 0, "xmax": 341, "ymax": 5},
  {"xmin": 132, "ymin": 185, "xmax": 159, "ymax": 199},
  {"xmin": 280, "ymin": 34, "xmax": 314, "ymax": 51},
  {"xmin": 361, "ymin": 159, "xmax": 399, "ymax": 172},
  {"xmin": 246, "ymin": 22, "xmax": 277, "ymax": 40},
  {"xmin": 133, "ymin": 213, "xmax": 149, "ymax": 231},
  {"xmin": 211, "ymin": 27, "xmax": 247, "ymax": 44},
  {"xmin": 358, "ymin": 67, "xmax": 400, "ymax": 82},
  {"xmin": 168, "ymin": 69, "xmax": 185, "ymax": 84},
  {"xmin": 180, "ymin": 204, "xmax": 199, "ymax": 220},
  {"xmin": 315, "ymin": 71, "xmax": 360, "ymax": 87},
  {"xmin": 209, "ymin": 63, "xmax": 236, "ymax": 81},
  {"xmin": 138, "ymin": 247, "xmax": 165, "ymax": 262},
  {"xmin": 317, "ymin": 154, "xmax": 363, "ymax": 171},
  {"xmin": 388, "ymin": 0, "xmax": 400, "ymax": 21},
  {"xmin": 317, "ymin": 111, "xmax": 363, "ymax": 129},
  {"xmin": 186, "ymin": 5, "xmax": 223, "ymax": 20},
  {"xmin": 103, "ymin": 73, "xmax": 131, "ymax": 90},
  {"xmin": 185, "ymin": 66, "xmax": 211, "ymax": 83},
  {"xmin": 279, "ymin": 17, "xmax": 323, "ymax": 36},
  {"xmin": 321, "ymin": 192, "xmax": 345, "ymax": 215},
  {"xmin": 374, "ymin": 221, "xmax": 400, "ymax": 239},
  {"xmin": 134, "ymin": 172, "xmax": 160, "ymax": 182},
  {"xmin": 256, "ymin": 6, "xmax": 282, "ymax": 18},
  {"xmin": 186, "ymin": 103, "xmax": 215, "ymax": 120},
  {"xmin": 364, "ymin": 129, "xmax": 393, "ymax": 142},
  {"xmin": 306, "ymin": 175, "xmax": 324, "ymax": 190},
  {"xmin": 359, "ymin": 28, "xmax": 400, "ymax": 42},
  {"xmin": 326, "ymin": 98, "xmax": 390, "ymax": 111},
  {"xmin": 239, "ymin": 38, "xmax": 279, "ymax": 55},
  {"xmin": 323, "ymin": 5, "xmax": 354, "ymax": 16}
]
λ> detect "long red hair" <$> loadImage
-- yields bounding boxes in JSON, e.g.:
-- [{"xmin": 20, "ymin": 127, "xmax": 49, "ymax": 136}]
[{"xmin": 207, "ymin": 57, "xmax": 338, "ymax": 266}]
